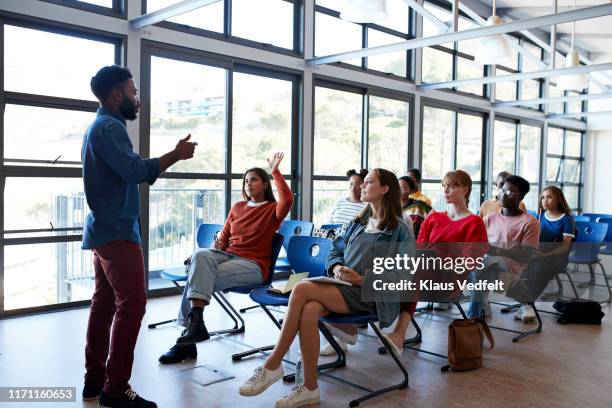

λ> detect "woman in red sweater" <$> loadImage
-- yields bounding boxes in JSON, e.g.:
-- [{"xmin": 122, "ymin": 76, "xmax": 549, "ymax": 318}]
[
  {"xmin": 384, "ymin": 170, "xmax": 488, "ymax": 350},
  {"xmin": 159, "ymin": 152, "xmax": 293, "ymax": 364}
]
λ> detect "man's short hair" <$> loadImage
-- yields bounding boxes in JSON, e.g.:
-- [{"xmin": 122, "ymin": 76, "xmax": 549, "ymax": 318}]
[
  {"xmin": 505, "ymin": 175, "xmax": 530, "ymax": 198},
  {"xmin": 90, "ymin": 65, "xmax": 132, "ymax": 102},
  {"xmin": 407, "ymin": 168, "xmax": 422, "ymax": 183}
]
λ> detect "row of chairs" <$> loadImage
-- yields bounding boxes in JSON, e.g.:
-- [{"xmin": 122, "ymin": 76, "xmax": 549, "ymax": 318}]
[{"xmin": 151, "ymin": 223, "xmax": 406, "ymax": 406}]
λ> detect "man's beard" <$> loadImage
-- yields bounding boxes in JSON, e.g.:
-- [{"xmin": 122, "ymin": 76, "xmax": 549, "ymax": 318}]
[{"xmin": 119, "ymin": 96, "xmax": 138, "ymax": 120}]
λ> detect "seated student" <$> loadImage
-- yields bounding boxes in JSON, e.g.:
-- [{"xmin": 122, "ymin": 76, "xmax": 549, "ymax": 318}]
[
  {"xmin": 467, "ymin": 175, "xmax": 540, "ymax": 321},
  {"xmin": 238, "ymin": 168, "xmax": 414, "ymax": 408},
  {"xmin": 479, "ymin": 171, "xmax": 527, "ymax": 219},
  {"xmin": 158, "ymin": 152, "xmax": 293, "ymax": 364},
  {"xmin": 392, "ymin": 170, "xmax": 488, "ymax": 322},
  {"xmin": 406, "ymin": 168, "xmax": 433, "ymax": 207},
  {"xmin": 511, "ymin": 186, "xmax": 575, "ymax": 310},
  {"xmin": 327, "ymin": 168, "xmax": 369, "ymax": 226},
  {"xmin": 399, "ymin": 175, "xmax": 432, "ymax": 238}
]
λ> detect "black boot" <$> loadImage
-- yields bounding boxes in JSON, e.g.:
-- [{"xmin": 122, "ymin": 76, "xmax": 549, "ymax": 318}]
[
  {"xmin": 176, "ymin": 308, "xmax": 210, "ymax": 344},
  {"xmin": 158, "ymin": 343, "xmax": 197, "ymax": 364}
]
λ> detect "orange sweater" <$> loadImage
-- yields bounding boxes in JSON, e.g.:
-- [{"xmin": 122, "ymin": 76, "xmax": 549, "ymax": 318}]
[{"xmin": 217, "ymin": 169, "xmax": 293, "ymax": 281}]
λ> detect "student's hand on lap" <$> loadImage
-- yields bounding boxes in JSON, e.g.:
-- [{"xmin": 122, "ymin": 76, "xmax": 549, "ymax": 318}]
[
  {"xmin": 336, "ymin": 266, "xmax": 363, "ymax": 286},
  {"xmin": 267, "ymin": 152, "xmax": 284, "ymax": 172}
]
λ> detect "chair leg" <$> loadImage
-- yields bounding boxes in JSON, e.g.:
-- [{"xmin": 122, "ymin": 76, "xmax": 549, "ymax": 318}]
[
  {"xmin": 578, "ymin": 264, "xmax": 596, "ymax": 288},
  {"xmin": 597, "ymin": 262, "xmax": 612, "ymax": 303},
  {"xmin": 560, "ymin": 269, "xmax": 580, "ymax": 299},
  {"xmin": 231, "ymin": 304, "xmax": 281, "ymax": 361},
  {"xmin": 148, "ymin": 281, "xmax": 184, "ymax": 329},
  {"xmin": 378, "ymin": 317, "xmax": 446, "ymax": 360},
  {"xmin": 455, "ymin": 302, "xmax": 468, "ymax": 319},
  {"xmin": 348, "ymin": 322, "xmax": 409, "ymax": 407},
  {"xmin": 239, "ymin": 304, "xmax": 261, "ymax": 313},
  {"xmin": 283, "ymin": 321, "xmax": 347, "ymax": 383},
  {"xmin": 209, "ymin": 292, "xmax": 245, "ymax": 336}
]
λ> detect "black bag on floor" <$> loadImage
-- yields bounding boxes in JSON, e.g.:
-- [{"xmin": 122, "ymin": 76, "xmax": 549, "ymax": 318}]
[{"xmin": 552, "ymin": 301, "xmax": 605, "ymax": 325}]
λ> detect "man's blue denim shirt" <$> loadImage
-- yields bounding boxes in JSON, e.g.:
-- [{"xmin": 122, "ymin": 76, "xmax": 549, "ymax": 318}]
[{"xmin": 81, "ymin": 108, "xmax": 160, "ymax": 249}]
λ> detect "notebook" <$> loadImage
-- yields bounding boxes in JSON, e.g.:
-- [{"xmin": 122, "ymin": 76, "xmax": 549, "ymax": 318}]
[
  {"xmin": 267, "ymin": 272, "xmax": 310, "ymax": 295},
  {"xmin": 303, "ymin": 276, "xmax": 352, "ymax": 286}
]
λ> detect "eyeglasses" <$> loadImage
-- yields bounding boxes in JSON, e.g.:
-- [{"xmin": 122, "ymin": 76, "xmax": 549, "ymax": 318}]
[{"xmin": 499, "ymin": 188, "xmax": 520, "ymax": 197}]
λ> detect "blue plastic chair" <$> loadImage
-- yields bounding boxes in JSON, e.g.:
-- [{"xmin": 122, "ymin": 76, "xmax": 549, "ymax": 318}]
[
  {"xmin": 148, "ymin": 223, "xmax": 223, "ymax": 329},
  {"xmin": 568, "ymin": 221, "xmax": 610, "ymax": 302},
  {"xmin": 232, "ymin": 237, "xmax": 340, "ymax": 365},
  {"xmin": 584, "ymin": 213, "xmax": 612, "ymax": 222},
  {"xmin": 320, "ymin": 223, "xmax": 343, "ymax": 230},
  {"xmin": 149, "ymin": 223, "xmax": 285, "ymax": 333},
  {"xmin": 574, "ymin": 215, "xmax": 590, "ymax": 223},
  {"xmin": 237, "ymin": 236, "xmax": 410, "ymax": 406},
  {"xmin": 597, "ymin": 217, "xmax": 612, "ymax": 256},
  {"xmin": 275, "ymin": 220, "xmax": 315, "ymax": 272}
]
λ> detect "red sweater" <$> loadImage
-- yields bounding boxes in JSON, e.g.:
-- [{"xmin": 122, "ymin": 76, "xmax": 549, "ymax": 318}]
[
  {"xmin": 217, "ymin": 169, "xmax": 293, "ymax": 281},
  {"xmin": 417, "ymin": 211, "xmax": 489, "ymax": 256}
]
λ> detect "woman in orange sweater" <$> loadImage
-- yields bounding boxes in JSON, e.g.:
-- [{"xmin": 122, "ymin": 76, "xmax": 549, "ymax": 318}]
[{"xmin": 159, "ymin": 152, "xmax": 293, "ymax": 364}]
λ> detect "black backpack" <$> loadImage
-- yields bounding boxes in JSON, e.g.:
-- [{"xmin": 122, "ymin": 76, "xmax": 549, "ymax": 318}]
[{"xmin": 553, "ymin": 301, "xmax": 605, "ymax": 325}]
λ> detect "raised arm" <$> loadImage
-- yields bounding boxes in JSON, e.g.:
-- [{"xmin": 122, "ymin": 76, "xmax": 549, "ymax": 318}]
[{"xmin": 267, "ymin": 152, "xmax": 294, "ymax": 221}]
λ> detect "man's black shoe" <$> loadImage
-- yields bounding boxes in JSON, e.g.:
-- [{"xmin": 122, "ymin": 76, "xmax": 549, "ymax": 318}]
[
  {"xmin": 82, "ymin": 383, "xmax": 103, "ymax": 400},
  {"xmin": 158, "ymin": 343, "xmax": 197, "ymax": 364},
  {"xmin": 176, "ymin": 311, "xmax": 210, "ymax": 343},
  {"xmin": 98, "ymin": 388, "xmax": 157, "ymax": 408}
]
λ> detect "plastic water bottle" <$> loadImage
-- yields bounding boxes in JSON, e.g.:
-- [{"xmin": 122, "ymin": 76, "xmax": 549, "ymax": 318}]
[{"xmin": 295, "ymin": 353, "xmax": 303, "ymax": 386}]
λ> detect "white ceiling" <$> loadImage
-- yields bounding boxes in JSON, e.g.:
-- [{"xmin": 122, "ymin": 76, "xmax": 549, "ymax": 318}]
[{"xmin": 476, "ymin": 0, "xmax": 612, "ymax": 54}]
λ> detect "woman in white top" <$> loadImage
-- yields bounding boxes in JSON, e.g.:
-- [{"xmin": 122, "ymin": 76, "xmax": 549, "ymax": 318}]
[{"xmin": 327, "ymin": 169, "xmax": 369, "ymax": 225}]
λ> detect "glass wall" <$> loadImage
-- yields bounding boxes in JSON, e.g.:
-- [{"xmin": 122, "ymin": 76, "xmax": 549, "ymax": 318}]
[
  {"xmin": 2, "ymin": 23, "xmax": 121, "ymax": 312},
  {"xmin": 144, "ymin": 49, "xmax": 298, "ymax": 287},
  {"xmin": 315, "ymin": 0, "xmax": 413, "ymax": 78},
  {"xmin": 546, "ymin": 128, "xmax": 584, "ymax": 211},
  {"xmin": 421, "ymin": 105, "xmax": 484, "ymax": 213},
  {"xmin": 492, "ymin": 119, "xmax": 542, "ymax": 210},
  {"xmin": 312, "ymin": 84, "xmax": 410, "ymax": 226}
]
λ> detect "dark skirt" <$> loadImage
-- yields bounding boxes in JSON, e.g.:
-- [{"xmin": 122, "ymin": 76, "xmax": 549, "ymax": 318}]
[{"xmin": 336, "ymin": 285, "xmax": 377, "ymax": 315}]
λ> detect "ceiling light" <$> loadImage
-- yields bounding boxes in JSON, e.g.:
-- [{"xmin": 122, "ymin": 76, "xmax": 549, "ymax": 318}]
[{"xmin": 474, "ymin": 0, "xmax": 512, "ymax": 66}]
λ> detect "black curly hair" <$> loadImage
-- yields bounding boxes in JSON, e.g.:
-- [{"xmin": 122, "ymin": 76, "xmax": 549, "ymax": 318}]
[{"xmin": 346, "ymin": 168, "xmax": 368, "ymax": 180}]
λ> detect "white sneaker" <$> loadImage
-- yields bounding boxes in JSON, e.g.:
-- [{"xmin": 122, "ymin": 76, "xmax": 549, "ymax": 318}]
[
  {"xmin": 319, "ymin": 339, "xmax": 348, "ymax": 356},
  {"xmin": 520, "ymin": 304, "xmax": 536, "ymax": 323},
  {"xmin": 275, "ymin": 385, "xmax": 320, "ymax": 408},
  {"xmin": 321, "ymin": 322, "xmax": 358, "ymax": 345},
  {"xmin": 433, "ymin": 302, "xmax": 451, "ymax": 311},
  {"xmin": 484, "ymin": 302, "xmax": 492, "ymax": 318},
  {"xmin": 513, "ymin": 305, "xmax": 524, "ymax": 320},
  {"xmin": 239, "ymin": 365, "xmax": 283, "ymax": 396}
]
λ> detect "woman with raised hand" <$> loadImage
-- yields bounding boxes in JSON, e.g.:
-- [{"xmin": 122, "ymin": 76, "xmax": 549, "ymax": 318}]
[
  {"xmin": 239, "ymin": 168, "xmax": 414, "ymax": 408},
  {"xmin": 159, "ymin": 152, "xmax": 293, "ymax": 364}
]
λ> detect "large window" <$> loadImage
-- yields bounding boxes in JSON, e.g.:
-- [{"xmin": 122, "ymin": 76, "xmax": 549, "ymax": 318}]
[
  {"xmin": 315, "ymin": 0, "xmax": 413, "ymax": 78},
  {"xmin": 145, "ymin": 49, "xmax": 298, "ymax": 287},
  {"xmin": 546, "ymin": 127, "xmax": 584, "ymax": 211},
  {"xmin": 2, "ymin": 23, "xmax": 121, "ymax": 313},
  {"xmin": 145, "ymin": 0, "xmax": 299, "ymax": 52},
  {"xmin": 312, "ymin": 84, "xmax": 410, "ymax": 225},
  {"xmin": 421, "ymin": 105, "xmax": 484, "ymax": 213},
  {"xmin": 421, "ymin": 2, "xmax": 485, "ymax": 97},
  {"xmin": 492, "ymin": 119, "xmax": 542, "ymax": 210}
]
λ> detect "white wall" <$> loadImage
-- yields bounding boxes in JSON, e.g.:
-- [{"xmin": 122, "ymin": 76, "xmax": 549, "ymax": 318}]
[{"xmin": 583, "ymin": 129, "xmax": 612, "ymax": 213}]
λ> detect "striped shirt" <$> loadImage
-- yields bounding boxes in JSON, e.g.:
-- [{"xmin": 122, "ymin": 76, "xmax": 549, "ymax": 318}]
[{"xmin": 328, "ymin": 198, "xmax": 367, "ymax": 225}]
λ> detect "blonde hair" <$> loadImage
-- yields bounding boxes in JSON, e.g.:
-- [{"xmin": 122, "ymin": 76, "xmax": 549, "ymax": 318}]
[{"xmin": 442, "ymin": 170, "xmax": 472, "ymax": 205}]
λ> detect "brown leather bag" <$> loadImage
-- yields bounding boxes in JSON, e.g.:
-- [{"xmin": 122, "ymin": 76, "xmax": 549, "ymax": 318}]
[{"xmin": 441, "ymin": 318, "xmax": 494, "ymax": 372}]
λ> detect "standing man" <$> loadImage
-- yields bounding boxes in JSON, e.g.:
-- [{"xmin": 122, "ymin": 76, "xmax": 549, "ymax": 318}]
[{"xmin": 81, "ymin": 65, "xmax": 197, "ymax": 408}]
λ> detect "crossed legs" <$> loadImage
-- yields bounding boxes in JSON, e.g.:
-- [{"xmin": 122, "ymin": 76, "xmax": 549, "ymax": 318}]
[{"xmin": 262, "ymin": 281, "xmax": 350, "ymax": 390}]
